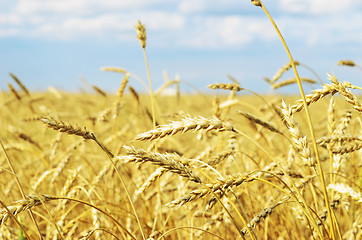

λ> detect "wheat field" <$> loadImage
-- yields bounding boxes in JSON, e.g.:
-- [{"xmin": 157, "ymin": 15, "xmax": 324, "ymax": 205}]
[{"xmin": 1, "ymin": 1, "xmax": 361, "ymax": 240}]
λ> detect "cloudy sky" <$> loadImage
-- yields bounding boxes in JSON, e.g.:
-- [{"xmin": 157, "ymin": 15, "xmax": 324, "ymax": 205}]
[{"xmin": 1, "ymin": 0, "xmax": 362, "ymax": 93}]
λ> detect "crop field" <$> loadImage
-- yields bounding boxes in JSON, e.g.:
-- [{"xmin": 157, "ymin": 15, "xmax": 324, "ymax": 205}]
[{"xmin": 1, "ymin": 1, "xmax": 361, "ymax": 240}]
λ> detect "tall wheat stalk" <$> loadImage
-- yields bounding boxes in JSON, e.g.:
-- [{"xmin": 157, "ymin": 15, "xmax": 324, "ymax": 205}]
[
  {"xmin": 251, "ymin": 1, "xmax": 337, "ymax": 239},
  {"xmin": 136, "ymin": 20, "xmax": 156, "ymax": 128}
]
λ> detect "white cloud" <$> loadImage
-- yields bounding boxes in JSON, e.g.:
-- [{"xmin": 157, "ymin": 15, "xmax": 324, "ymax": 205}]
[
  {"xmin": 2, "ymin": 0, "xmax": 185, "ymax": 41},
  {"xmin": 138, "ymin": 12, "xmax": 185, "ymax": 31},
  {"xmin": 0, "ymin": 28, "xmax": 19, "ymax": 37},
  {"xmin": 277, "ymin": 13, "xmax": 362, "ymax": 46},
  {"xmin": 0, "ymin": 14, "xmax": 22, "ymax": 25},
  {"xmin": 279, "ymin": 0, "xmax": 361, "ymax": 14},
  {"xmin": 15, "ymin": 0, "xmax": 174, "ymax": 15},
  {"xmin": 16, "ymin": 0, "xmax": 93, "ymax": 15},
  {"xmin": 30, "ymin": 11, "xmax": 184, "ymax": 40},
  {"xmin": 178, "ymin": 15, "xmax": 274, "ymax": 48},
  {"xmin": 178, "ymin": 0, "xmax": 206, "ymax": 13},
  {"xmin": 1, "ymin": 0, "xmax": 362, "ymax": 50},
  {"xmin": 178, "ymin": 0, "xmax": 250, "ymax": 13},
  {"xmin": 97, "ymin": 0, "xmax": 171, "ymax": 10}
]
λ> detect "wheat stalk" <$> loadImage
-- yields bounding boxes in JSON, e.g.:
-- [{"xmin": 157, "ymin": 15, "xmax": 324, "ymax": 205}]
[{"xmin": 136, "ymin": 20, "xmax": 156, "ymax": 134}]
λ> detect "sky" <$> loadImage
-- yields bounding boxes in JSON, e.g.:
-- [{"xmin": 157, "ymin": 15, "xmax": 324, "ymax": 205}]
[{"xmin": 1, "ymin": 0, "xmax": 362, "ymax": 94}]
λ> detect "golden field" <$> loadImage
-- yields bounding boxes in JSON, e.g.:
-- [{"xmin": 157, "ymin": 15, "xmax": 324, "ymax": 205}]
[{"xmin": 0, "ymin": 86, "xmax": 361, "ymax": 239}]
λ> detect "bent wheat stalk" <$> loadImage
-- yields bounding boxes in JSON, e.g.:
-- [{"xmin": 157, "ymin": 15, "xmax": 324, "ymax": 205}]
[
  {"xmin": 39, "ymin": 117, "xmax": 146, "ymax": 239},
  {"xmin": 271, "ymin": 77, "xmax": 316, "ymax": 89}
]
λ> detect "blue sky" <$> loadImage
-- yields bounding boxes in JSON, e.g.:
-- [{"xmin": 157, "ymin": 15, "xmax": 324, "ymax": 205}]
[{"xmin": 1, "ymin": 0, "xmax": 362, "ymax": 94}]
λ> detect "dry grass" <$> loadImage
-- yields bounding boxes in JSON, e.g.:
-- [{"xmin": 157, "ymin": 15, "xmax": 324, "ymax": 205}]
[{"xmin": 1, "ymin": 5, "xmax": 361, "ymax": 240}]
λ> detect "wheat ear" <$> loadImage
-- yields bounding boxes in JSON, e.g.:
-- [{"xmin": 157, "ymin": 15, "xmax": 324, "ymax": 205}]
[
  {"xmin": 166, "ymin": 173, "xmax": 255, "ymax": 208},
  {"xmin": 239, "ymin": 111, "xmax": 284, "ymax": 135},
  {"xmin": 100, "ymin": 66, "xmax": 127, "ymax": 74},
  {"xmin": 271, "ymin": 61, "xmax": 300, "ymax": 83},
  {"xmin": 337, "ymin": 60, "xmax": 355, "ymax": 67},
  {"xmin": 119, "ymin": 146, "xmax": 201, "ymax": 183},
  {"xmin": 92, "ymin": 85, "xmax": 107, "ymax": 97},
  {"xmin": 1, "ymin": 194, "xmax": 53, "ymax": 225},
  {"xmin": 241, "ymin": 196, "xmax": 288, "ymax": 236},
  {"xmin": 41, "ymin": 117, "xmax": 96, "ymax": 140},
  {"xmin": 9, "ymin": 73, "xmax": 30, "ymax": 96},
  {"xmin": 271, "ymin": 77, "xmax": 316, "ymax": 89},
  {"xmin": 135, "ymin": 116, "xmax": 234, "ymax": 141},
  {"xmin": 136, "ymin": 167, "xmax": 167, "ymax": 194},
  {"xmin": 111, "ymin": 73, "xmax": 129, "ymax": 119},
  {"xmin": 8, "ymin": 83, "xmax": 21, "ymax": 101},
  {"xmin": 208, "ymin": 83, "xmax": 243, "ymax": 91},
  {"xmin": 40, "ymin": 116, "xmax": 114, "ymax": 158},
  {"xmin": 329, "ymin": 74, "xmax": 362, "ymax": 112},
  {"xmin": 289, "ymin": 83, "xmax": 337, "ymax": 115},
  {"xmin": 281, "ymin": 101, "xmax": 315, "ymax": 167}
]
